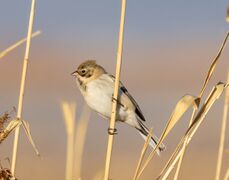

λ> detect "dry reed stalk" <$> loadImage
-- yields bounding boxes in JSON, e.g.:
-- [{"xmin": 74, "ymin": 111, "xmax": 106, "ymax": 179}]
[
  {"xmin": 21, "ymin": 120, "xmax": 40, "ymax": 156},
  {"xmin": 0, "ymin": 112, "xmax": 11, "ymax": 133},
  {"xmin": 224, "ymin": 168, "xmax": 229, "ymax": 180},
  {"xmin": 0, "ymin": 120, "xmax": 21, "ymax": 144},
  {"xmin": 62, "ymin": 102, "xmax": 76, "ymax": 180},
  {"xmin": 133, "ymin": 128, "xmax": 152, "ymax": 180},
  {"xmin": 11, "ymin": 0, "xmax": 36, "ymax": 175},
  {"xmin": 156, "ymin": 140, "xmax": 183, "ymax": 180},
  {"xmin": 227, "ymin": 4, "xmax": 229, "ymax": 22},
  {"xmin": 136, "ymin": 95, "xmax": 198, "ymax": 179},
  {"xmin": 174, "ymin": 32, "xmax": 229, "ymax": 180},
  {"xmin": 138, "ymin": 31, "xmax": 229, "ymax": 180},
  {"xmin": 198, "ymin": 32, "xmax": 229, "ymax": 98},
  {"xmin": 74, "ymin": 105, "xmax": 90, "ymax": 179},
  {"xmin": 103, "ymin": 0, "xmax": 126, "ymax": 179},
  {"xmin": 0, "ymin": 31, "xmax": 41, "ymax": 60},
  {"xmin": 159, "ymin": 83, "xmax": 228, "ymax": 180},
  {"xmin": 0, "ymin": 164, "xmax": 16, "ymax": 180},
  {"xmin": 173, "ymin": 110, "xmax": 195, "ymax": 180},
  {"xmin": 215, "ymin": 72, "xmax": 229, "ymax": 180},
  {"xmin": 93, "ymin": 169, "xmax": 105, "ymax": 180},
  {"xmin": 0, "ymin": 108, "xmax": 38, "ymax": 154}
]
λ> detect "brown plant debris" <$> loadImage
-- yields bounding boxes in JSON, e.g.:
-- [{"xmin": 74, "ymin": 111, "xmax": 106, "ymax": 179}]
[
  {"xmin": 0, "ymin": 108, "xmax": 20, "ymax": 144},
  {"xmin": 0, "ymin": 161, "xmax": 17, "ymax": 180},
  {"xmin": 0, "ymin": 113, "xmax": 10, "ymax": 133}
]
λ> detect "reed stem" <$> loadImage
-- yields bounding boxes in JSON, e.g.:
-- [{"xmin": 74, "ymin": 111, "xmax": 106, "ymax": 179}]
[
  {"xmin": 215, "ymin": 72, "xmax": 229, "ymax": 180},
  {"xmin": 11, "ymin": 0, "xmax": 36, "ymax": 175},
  {"xmin": 103, "ymin": 0, "xmax": 126, "ymax": 179}
]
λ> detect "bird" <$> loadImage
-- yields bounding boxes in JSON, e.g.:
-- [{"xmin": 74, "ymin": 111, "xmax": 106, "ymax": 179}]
[{"xmin": 71, "ymin": 60, "xmax": 165, "ymax": 154}]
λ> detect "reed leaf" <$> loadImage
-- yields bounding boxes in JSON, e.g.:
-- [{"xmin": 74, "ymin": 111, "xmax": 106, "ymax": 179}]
[
  {"xmin": 133, "ymin": 128, "xmax": 152, "ymax": 180},
  {"xmin": 0, "ymin": 31, "xmax": 41, "ymax": 60},
  {"xmin": 0, "ymin": 119, "xmax": 21, "ymax": 144},
  {"xmin": 21, "ymin": 120, "xmax": 40, "ymax": 156},
  {"xmin": 137, "ymin": 95, "xmax": 199, "ymax": 179},
  {"xmin": 174, "ymin": 31, "xmax": 229, "ymax": 180},
  {"xmin": 158, "ymin": 82, "xmax": 228, "ymax": 180}
]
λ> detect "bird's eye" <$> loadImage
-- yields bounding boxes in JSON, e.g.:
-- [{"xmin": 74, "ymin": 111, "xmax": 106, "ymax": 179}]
[{"xmin": 81, "ymin": 69, "xmax": 86, "ymax": 74}]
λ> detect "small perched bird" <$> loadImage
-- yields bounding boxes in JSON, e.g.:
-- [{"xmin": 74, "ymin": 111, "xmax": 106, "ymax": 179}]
[{"xmin": 71, "ymin": 60, "xmax": 165, "ymax": 154}]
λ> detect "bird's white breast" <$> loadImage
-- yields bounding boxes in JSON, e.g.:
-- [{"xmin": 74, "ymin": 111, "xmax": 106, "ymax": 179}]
[
  {"xmin": 84, "ymin": 74, "xmax": 114, "ymax": 118},
  {"xmin": 82, "ymin": 74, "xmax": 128, "ymax": 121}
]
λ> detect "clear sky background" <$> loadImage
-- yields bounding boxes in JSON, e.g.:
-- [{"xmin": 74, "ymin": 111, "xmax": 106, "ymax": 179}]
[{"xmin": 0, "ymin": 0, "xmax": 229, "ymax": 179}]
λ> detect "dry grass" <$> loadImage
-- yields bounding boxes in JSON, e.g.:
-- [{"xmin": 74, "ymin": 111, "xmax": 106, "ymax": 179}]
[
  {"xmin": 215, "ymin": 72, "xmax": 229, "ymax": 180},
  {"xmin": 0, "ymin": 108, "xmax": 19, "ymax": 144},
  {"xmin": 74, "ymin": 105, "xmax": 90, "ymax": 179},
  {"xmin": 0, "ymin": 31, "xmax": 41, "ymax": 60},
  {"xmin": 0, "ymin": 163, "xmax": 17, "ymax": 180},
  {"xmin": 134, "ymin": 31, "xmax": 229, "ymax": 179},
  {"xmin": 136, "ymin": 95, "xmax": 199, "ymax": 179},
  {"xmin": 173, "ymin": 31, "xmax": 229, "ymax": 180},
  {"xmin": 62, "ymin": 102, "xmax": 76, "ymax": 180},
  {"xmin": 133, "ymin": 128, "xmax": 152, "ymax": 180},
  {"xmin": 61, "ymin": 102, "xmax": 91, "ymax": 180},
  {"xmin": 0, "ymin": 119, "xmax": 21, "ymax": 145},
  {"xmin": 149, "ymin": 31, "xmax": 229, "ymax": 180},
  {"xmin": 159, "ymin": 83, "xmax": 228, "ymax": 180},
  {"xmin": 224, "ymin": 168, "xmax": 229, "ymax": 180},
  {"xmin": 11, "ymin": 0, "xmax": 37, "ymax": 175},
  {"xmin": 103, "ymin": 0, "xmax": 127, "ymax": 179},
  {"xmin": 1, "ymin": 1, "xmax": 229, "ymax": 180}
]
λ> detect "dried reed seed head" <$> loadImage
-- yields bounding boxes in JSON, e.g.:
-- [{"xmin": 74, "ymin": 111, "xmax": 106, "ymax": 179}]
[
  {"xmin": 0, "ymin": 113, "xmax": 10, "ymax": 133},
  {"xmin": 0, "ymin": 113, "xmax": 10, "ymax": 123},
  {"xmin": 0, "ymin": 166, "xmax": 15, "ymax": 180},
  {"xmin": 0, "ymin": 159, "xmax": 16, "ymax": 180},
  {"xmin": 227, "ymin": 4, "xmax": 229, "ymax": 22},
  {"xmin": 0, "ymin": 108, "xmax": 16, "ymax": 133}
]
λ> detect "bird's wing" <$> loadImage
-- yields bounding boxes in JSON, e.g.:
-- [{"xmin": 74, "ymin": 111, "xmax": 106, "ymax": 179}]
[{"xmin": 109, "ymin": 74, "xmax": 146, "ymax": 122}]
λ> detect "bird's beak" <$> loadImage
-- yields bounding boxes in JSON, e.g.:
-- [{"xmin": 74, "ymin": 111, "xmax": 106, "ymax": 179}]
[{"xmin": 71, "ymin": 70, "xmax": 78, "ymax": 77}]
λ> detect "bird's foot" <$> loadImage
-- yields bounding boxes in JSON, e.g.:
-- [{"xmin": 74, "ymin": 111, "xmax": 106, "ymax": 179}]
[{"xmin": 108, "ymin": 127, "xmax": 118, "ymax": 135}]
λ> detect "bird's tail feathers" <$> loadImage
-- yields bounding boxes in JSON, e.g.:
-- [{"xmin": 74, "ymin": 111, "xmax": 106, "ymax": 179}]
[{"xmin": 137, "ymin": 121, "xmax": 166, "ymax": 155}]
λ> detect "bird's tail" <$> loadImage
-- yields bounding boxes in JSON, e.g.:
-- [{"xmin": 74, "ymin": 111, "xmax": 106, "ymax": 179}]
[{"xmin": 137, "ymin": 121, "xmax": 165, "ymax": 155}]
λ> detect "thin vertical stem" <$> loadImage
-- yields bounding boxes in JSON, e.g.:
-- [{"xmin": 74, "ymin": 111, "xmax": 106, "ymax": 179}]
[
  {"xmin": 133, "ymin": 129, "xmax": 152, "ymax": 180},
  {"xmin": 62, "ymin": 102, "xmax": 76, "ymax": 180},
  {"xmin": 103, "ymin": 0, "xmax": 126, "ymax": 179},
  {"xmin": 215, "ymin": 72, "xmax": 229, "ymax": 180},
  {"xmin": 74, "ymin": 105, "xmax": 90, "ymax": 179},
  {"xmin": 223, "ymin": 168, "xmax": 229, "ymax": 180},
  {"xmin": 11, "ymin": 0, "xmax": 36, "ymax": 175},
  {"xmin": 173, "ymin": 110, "xmax": 196, "ymax": 180}
]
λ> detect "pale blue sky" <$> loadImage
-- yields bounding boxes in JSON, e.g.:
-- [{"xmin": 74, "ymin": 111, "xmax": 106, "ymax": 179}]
[{"xmin": 1, "ymin": 0, "xmax": 229, "ymax": 43}]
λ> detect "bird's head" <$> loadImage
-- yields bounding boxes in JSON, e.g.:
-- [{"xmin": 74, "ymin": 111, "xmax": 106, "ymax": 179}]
[{"xmin": 71, "ymin": 60, "xmax": 106, "ymax": 84}]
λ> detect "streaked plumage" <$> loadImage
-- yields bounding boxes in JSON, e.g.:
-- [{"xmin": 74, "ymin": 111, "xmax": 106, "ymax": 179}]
[{"xmin": 71, "ymin": 60, "xmax": 165, "ymax": 154}]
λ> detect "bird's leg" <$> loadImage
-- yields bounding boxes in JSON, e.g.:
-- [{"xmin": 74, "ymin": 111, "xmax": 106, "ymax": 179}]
[
  {"xmin": 108, "ymin": 127, "xmax": 118, "ymax": 135},
  {"xmin": 107, "ymin": 94, "xmax": 119, "ymax": 135},
  {"xmin": 111, "ymin": 94, "xmax": 126, "ymax": 110},
  {"xmin": 111, "ymin": 94, "xmax": 118, "ymax": 103}
]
